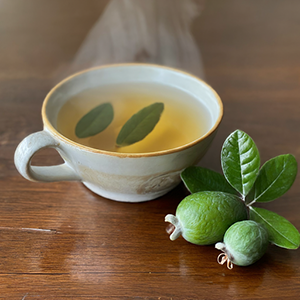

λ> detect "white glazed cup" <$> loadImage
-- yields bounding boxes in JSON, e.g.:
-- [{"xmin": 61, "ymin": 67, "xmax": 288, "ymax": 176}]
[{"xmin": 14, "ymin": 64, "xmax": 223, "ymax": 202}]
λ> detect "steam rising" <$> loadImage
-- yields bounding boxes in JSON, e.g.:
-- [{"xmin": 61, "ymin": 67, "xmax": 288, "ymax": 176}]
[{"xmin": 65, "ymin": 0, "xmax": 205, "ymax": 78}]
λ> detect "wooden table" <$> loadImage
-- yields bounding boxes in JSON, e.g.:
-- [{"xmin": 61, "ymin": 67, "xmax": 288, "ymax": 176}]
[{"xmin": 1, "ymin": 0, "xmax": 300, "ymax": 298}]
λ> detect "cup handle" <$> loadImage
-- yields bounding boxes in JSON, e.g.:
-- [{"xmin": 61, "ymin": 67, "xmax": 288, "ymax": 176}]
[{"xmin": 14, "ymin": 130, "xmax": 81, "ymax": 182}]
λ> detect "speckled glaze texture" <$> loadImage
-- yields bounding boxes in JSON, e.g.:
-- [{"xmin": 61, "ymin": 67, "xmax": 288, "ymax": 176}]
[{"xmin": 14, "ymin": 64, "xmax": 223, "ymax": 202}]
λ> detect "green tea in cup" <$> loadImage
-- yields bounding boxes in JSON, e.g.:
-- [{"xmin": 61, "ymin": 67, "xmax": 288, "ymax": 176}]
[
  {"xmin": 56, "ymin": 82, "xmax": 211, "ymax": 154},
  {"xmin": 14, "ymin": 64, "xmax": 223, "ymax": 202}
]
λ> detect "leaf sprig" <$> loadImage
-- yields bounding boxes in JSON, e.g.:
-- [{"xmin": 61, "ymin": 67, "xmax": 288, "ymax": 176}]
[
  {"xmin": 181, "ymin": 129, "xmax": 299, "ymax": 250},
  {"xmin": 75, "ymin": 102, "xmax": 164, "ymax": 148}
]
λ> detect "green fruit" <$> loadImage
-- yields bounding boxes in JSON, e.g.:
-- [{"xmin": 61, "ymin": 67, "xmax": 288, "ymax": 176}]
[
  {"xmin": 215, "ymin": 220, "xmax": 269, "ymax": 269},
  {"xmin": 165, "ymin": 191, "xmax": 247, "ymax": 245}
]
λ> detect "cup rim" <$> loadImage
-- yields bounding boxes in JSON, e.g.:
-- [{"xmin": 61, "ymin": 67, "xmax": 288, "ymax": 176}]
[{"xmin": 42, "ymin": 63, "xmax": 223, "ymax": 158}]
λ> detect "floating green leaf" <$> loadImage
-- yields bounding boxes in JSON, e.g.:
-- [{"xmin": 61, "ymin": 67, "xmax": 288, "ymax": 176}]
[
  {"xmin": 252, "ymin": 154, "xmax": 297, "ymax": 203},
  {"xmin": 249, "ymin": 206, "xmax": 300, "ymax": 249},
  {"xmin": 221, "ymin": 130, "xmax": 260, "ymax": 198},
  {"xmin": 181, "ymin": 166, "xmax": 238, "ymax": 195},
  {"xmin": 116, "ymin": 102, "xmax": 164, "ymax": 147},
  {"xmin": 75, "ymin": 103, "xmax": 114, "ymax": 138}
]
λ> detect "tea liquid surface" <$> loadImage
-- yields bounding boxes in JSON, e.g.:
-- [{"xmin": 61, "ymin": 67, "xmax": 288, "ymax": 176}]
[{"xmin": 56, "ymin": 82, "xmax": 211, "ymax": 153}]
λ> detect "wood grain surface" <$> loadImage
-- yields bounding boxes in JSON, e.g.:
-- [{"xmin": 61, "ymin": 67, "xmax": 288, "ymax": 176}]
[{"xmin": 1, "ymin": 0, "xmax": 300, "ymax": 299}]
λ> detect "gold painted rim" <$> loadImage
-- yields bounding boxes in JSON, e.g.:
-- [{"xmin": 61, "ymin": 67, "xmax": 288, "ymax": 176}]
[{"xmin": 42, "ymin": 63, "xmax": 223, "ymax": 158}]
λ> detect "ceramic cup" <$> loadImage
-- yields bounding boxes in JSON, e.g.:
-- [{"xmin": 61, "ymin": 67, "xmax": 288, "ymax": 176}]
[{"xmin": 14, "ymin": 64, "xmax": 223, "ymax": 202}]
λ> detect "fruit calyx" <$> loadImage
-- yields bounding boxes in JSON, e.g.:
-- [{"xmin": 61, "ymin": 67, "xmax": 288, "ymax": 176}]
[
  {"xmin": 215, "ymin": 242, "xmax": 234, "ymax": 269},
  {"xmin": 165, "ymin": 214, "xmax": 182, "ymax": 241}
]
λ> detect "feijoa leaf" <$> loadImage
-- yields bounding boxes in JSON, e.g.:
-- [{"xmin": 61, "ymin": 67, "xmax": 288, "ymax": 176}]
[
  {"xmin": 181, "ymin": 166, "xmax": 238, "ymax": 195},
  {"xmin": 75, "ymin": 103, "xmax": 114, "ymax": 138},
  {"xmin": 249, "ymin": 206, "xmax": 300, "ymax": 249},
  {"xmin": 252, "ymin": 154, "xmax": 297, "ymax": 203},
  {"xmin": 116, "ymin": 102, "xmax": 164, "ymax": 147},
  {"xmin": 221, "ymin": 130, "xmax": 260, "ymax": 198}
]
